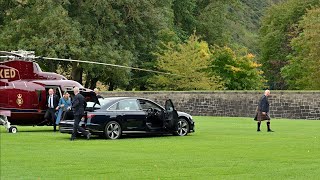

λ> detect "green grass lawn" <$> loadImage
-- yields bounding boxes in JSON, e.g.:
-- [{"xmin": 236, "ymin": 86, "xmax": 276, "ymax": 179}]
[{"xmin": 1, "ymin": 117, "xmax": 320, "ymax": 180}]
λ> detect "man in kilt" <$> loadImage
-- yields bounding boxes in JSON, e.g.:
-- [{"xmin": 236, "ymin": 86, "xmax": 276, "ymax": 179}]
[{"xmin": 256, "ymin": 90, "xmax": 274, "ymax": 132}]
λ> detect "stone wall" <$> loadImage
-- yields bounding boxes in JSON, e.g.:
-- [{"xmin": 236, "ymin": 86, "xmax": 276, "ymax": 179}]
[{"xmin": 100, "ymin": 91, "xmax": 320, "ymax": 120}]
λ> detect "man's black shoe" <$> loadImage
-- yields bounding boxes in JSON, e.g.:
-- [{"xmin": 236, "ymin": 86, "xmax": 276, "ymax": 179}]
[
  {"xmin": 86, "ymin": 133, "xmax": 91, "ymax": 140},
  {"xmin": 257, "ymin": 129, "xmax": 261, "ymax": 132},
  {"xmin": 268, "ymin": 130, "xmax": 274, "ymax": 132},
  {"xmin": 70, "ymin": 137, "xmax": 75, "ymax": 141}
]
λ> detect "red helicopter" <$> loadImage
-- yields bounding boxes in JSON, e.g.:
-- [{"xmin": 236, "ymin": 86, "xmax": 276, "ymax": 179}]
[
  {"xmin": 0, "ymin": 50, "xmax": 97, "ymax": 133},
  {"xmin": 0, "ymin": 50, "xmax": 177, "ymax": 133}
]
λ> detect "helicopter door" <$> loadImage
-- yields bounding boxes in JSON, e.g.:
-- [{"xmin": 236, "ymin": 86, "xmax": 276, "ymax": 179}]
[
  {"xmin": 164, "ymin": 99, "xmax": 179, "ymax": 130},
  {"xmin": 45, "ymin": 86, "xmax": 62, "ymax": 99}
]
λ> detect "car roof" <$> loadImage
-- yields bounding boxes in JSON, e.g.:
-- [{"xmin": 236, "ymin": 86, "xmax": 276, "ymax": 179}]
[
  {"xmin": 98, "ymin": 97, "xmax": 163, "ymax": 109},
  {"xmin": 103, "ymin": 97, "xmax": 136, "ymax": 102},
  {"xmin": 99, "ymin": 97, "xmax": 138, "ymax": 108}
]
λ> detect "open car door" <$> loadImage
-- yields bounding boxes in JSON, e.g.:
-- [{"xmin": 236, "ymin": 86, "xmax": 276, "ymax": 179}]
[{"xmin": 164, "ymin": 99, "xmax": 179, "ymax": 130}]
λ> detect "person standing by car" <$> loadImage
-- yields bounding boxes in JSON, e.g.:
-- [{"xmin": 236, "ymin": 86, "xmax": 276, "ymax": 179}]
[
  {"xmin": 44, "ymin": 88, "xmax": 59, "ymax": 131},
  {"xmin": 55, "ymin": 91, "xmax": 72, "ymax": 125},
  {"xmin": 70, "ymin": 87, "xmax": 91, "ymax": 141},
  {"xmin": 256, "ymin": 90, "xmax": 273, "ymax": 132}
]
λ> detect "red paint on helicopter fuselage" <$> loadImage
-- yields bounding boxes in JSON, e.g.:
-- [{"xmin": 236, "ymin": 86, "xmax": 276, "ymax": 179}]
[{"xmin": 0, "ymin": 60, "xmax": 85, "ymax": 125}]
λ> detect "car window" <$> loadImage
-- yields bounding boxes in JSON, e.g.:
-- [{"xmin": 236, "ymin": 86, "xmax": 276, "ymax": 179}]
[
  {"xmin": 108, "ymin": 103, "xmax": 117, "ymax": 110},
  {"xmin": 138, "ymin": 99, "xmax": 162, "ymax": 111},
  {"xmin": 109, "ymin": 99, "xmax": 140, "ymax": 111}
]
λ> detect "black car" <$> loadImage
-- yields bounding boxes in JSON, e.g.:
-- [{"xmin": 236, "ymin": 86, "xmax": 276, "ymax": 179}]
[{"xmin": 59, "ymin": 97, "xmax": 195, "ymax": 139}]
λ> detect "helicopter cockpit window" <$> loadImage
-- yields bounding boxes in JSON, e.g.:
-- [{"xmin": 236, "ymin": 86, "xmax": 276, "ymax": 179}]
[{"xmin": 34, "ymin": 63, "xmax": 41, "ymax": 72}]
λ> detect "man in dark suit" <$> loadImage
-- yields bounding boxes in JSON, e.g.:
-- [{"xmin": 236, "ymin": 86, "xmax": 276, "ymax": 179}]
[
  {"xmin": 256, "ymin": 90, "xmax": 273, "ymax": 132},
  {"xmin": 44, "ymin": 88, "xmax": 59, "ymax": 131},
  {"xmin": 70, "ymin": 87, "xmax": 91, "ymax": 141}
]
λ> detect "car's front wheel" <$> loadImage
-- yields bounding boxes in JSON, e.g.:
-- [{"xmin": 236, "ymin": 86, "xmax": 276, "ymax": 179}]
[
  {"xmin": 104, "ymin": 121, "xmax": 122, "ymax": 140},
  {"xmin": 173, "ymin": 118, "xmax": 189, "ymax": 136}
]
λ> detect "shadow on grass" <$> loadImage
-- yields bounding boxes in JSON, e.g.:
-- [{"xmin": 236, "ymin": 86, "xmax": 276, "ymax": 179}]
[
  {"xmin": 17, "ymin": 129, "xmax": 56, "ymax": 133},
  {"xmin": 56, "ymin": 133, "xmax": 194, "ymax": 141},
  {"xmin": 1, "ymin": 125, "xmax": 58, "ymax": 133},
  {"xmin": 14, "ymin": 126, "xmax": 56, "ymax": 133}
]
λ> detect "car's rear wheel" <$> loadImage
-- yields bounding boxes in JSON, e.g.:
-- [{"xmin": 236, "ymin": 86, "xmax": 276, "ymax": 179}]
[
  {"xmin": 173, "ymin": 118, "xmax": 189, "ymax": 136},
  {"xmin": 104, "ymin": 121, "xmax": 122, "ymax": 140}
]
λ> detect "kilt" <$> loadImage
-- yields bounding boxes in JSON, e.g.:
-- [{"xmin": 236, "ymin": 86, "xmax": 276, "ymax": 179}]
[{"xmin": 255, "ymin": 111, "xmax": 270, "ymax": 121}]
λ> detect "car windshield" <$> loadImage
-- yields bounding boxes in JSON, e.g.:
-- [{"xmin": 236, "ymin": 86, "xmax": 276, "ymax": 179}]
[{"xmin": 86, "ymin": 98, "xmax": 110, "ymax": 109}]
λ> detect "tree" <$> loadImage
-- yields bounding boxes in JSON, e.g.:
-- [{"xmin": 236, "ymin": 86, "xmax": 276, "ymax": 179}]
[
  {"xmin": 209, "ymin": 46, "xmax": 264, "ymax": 90},
  {"xmin": 107, "ymin": 0, "xmax": 175, "ymax": 90},
  {"xmin": 195, "ymin": 0, "xmax": 279, "ymax": 49},
  {"xmin": 148, "ymin": 34, "xmax": 222, "ymax": 90},
  {"xmin": 259, "ymin": 0, "xmax": 320, "ymax": 89},
  {"xmin": 0, "ymin": 0, "xmax": 282, "ymax": 90},
  {"xmin": 172, "ymin": 0, "xmax": 197, "ymax": 41},
  {"xmin": 282, "ymin": 6, "xmax": 320, "ymax": 89},
  {"xmin": 67, "ymin": 0, "xmax": 134, "ymax": 89},
  {"xmin": 0, "ymin": 0, "xmax": 84, "ymax": 82},
  {"xmin": 195, "ymin": 0, "xmax": 228, "ymax": 46}
]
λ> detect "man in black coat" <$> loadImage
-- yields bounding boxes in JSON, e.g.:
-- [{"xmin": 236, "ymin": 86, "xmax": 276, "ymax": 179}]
[
  {"xmin": 44, "ymin": 88, "xmax": 59, "ymax": 131},
  {"xmin": 256, "ymin": 90, "xmax": 273, "ymax": 132},
  {"xmin": 70, "ymin": 87, "xmax": 91, "ymax": 141}
]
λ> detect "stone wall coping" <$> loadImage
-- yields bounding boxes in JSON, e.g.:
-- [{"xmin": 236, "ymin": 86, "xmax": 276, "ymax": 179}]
[
  {"xmin": 101, "ymin": 91, "xmax": 320, "ymax": 94},
  {"xmin": 99, "ymin": 91, "xmax": 320, "ymax": 119}
]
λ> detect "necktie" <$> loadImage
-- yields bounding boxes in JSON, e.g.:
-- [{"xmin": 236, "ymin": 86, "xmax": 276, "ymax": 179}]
[{"xmin": 50, "ymin": 96, "xmax": 53, "ymax": 108}]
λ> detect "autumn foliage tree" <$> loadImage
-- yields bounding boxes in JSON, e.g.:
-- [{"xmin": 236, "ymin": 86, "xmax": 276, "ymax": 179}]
[
  {"xmin": 148, "ymin": 34, "xmax": 222, "ymax": 90},
  {"xmin": 209, "ymin": 46, "xmax": 264, "ymax": 90}
]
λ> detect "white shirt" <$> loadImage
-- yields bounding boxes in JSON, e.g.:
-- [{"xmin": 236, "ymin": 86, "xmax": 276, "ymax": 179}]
[{"xmin": 48, "ymin": 95, "xmax": 53, "ymax": 108}]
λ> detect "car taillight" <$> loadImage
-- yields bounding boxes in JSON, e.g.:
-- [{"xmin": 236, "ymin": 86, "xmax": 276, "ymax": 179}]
[{"xmin": 86, "ymin": 114, "xmax": 95, "ymax": 119}]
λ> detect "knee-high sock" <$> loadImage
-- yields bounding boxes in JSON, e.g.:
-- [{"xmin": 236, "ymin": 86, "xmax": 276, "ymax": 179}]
[
  {"xmin": 267, "ymin": 122, "xmax": 271, "ymax": 131},
  {"xmin": 257, "ymin": 122, "xmax": 261, "ymax": 131}
]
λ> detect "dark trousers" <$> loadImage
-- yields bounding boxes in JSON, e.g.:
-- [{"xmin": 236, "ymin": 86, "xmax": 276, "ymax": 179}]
[
  {"xmin": 44, "ymin": 108, "xmax": 56, "ymax": 131},
  {"xmin": 71, "ymin": 115, "xmax": 88, "ymax": 139}
]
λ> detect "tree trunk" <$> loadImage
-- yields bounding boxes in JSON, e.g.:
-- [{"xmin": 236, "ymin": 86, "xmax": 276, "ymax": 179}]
[
  {"xmin": 89, "ymin": 78, "xmax": 98, "ymax": 90},
  {"xmin": 71, "ymin": 62, "xmax": 83, "ymax": 85},
  {"xmin": 84, "ymin": 72, "xmax": 91, "ymax": 88},
  {"xmin": 108, "ymin": 82, "xmax": 115, "ymax": 91}
]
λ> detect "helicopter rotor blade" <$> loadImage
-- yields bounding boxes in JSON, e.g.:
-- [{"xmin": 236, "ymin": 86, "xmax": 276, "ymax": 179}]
[
  {"xmin": 39, "ymin": 56, "xmax": 183, "ymax": 77},
  {"xmin": 0, "ymin": 51, "xmax": 24, "ymax": 57},
  {"xmin": 0, "ymin": 56, "xmax": 13, "ymax": 59},
  {"xmin": 0, "ymin": 50, "xmax": 183, "ymax": 76}
]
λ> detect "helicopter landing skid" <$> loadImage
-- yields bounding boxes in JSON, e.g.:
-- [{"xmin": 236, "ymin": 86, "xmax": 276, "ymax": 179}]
[{"xmin": 0, "ymin": 115, "xmax": 18, "ymax": 133}]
